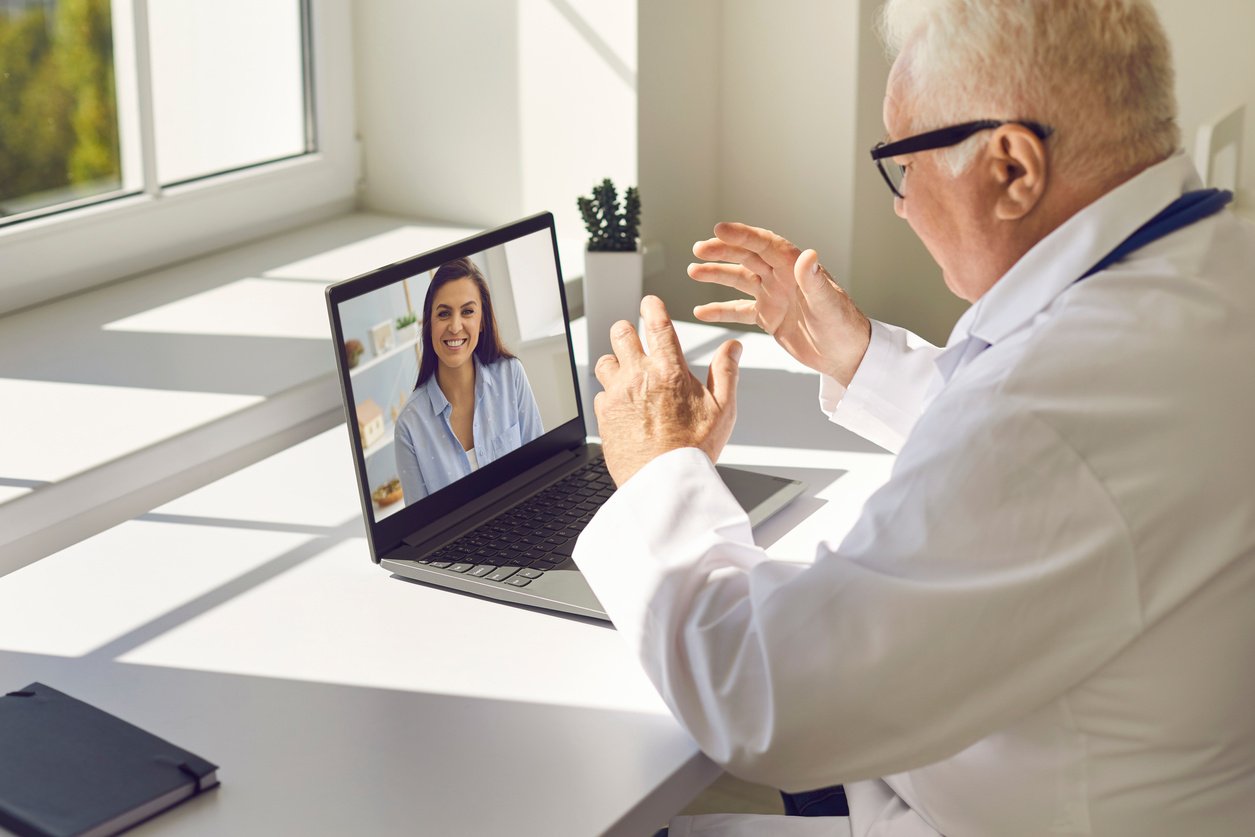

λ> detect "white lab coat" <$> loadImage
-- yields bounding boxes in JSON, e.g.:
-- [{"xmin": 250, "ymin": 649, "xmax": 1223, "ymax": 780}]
[{"xmin": 573, "ymin": 154, "xmax": 1255, "ymax": 836}]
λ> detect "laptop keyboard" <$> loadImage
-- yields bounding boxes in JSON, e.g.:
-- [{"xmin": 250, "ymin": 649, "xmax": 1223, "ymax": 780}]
[{"xmin": 414, "ymin": 457, "xmax": 616, "ymax": 588}]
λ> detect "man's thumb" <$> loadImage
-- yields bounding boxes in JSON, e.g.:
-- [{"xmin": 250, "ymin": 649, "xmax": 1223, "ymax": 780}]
[{"xmin": 795, "ymin": 249, "xmax": 830, "ymax": 296}]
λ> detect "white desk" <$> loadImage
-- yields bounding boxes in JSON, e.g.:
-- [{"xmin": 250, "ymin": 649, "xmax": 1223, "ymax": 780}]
[{"xmin": 0, "ymin": 328, "xmax": 893, "ymax": 836}]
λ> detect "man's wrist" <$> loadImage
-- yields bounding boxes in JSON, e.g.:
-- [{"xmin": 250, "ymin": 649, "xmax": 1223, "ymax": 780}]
[
  {"xmin": 825, "ymin": 315, "xmax": 873, "ymax": 386},
  {"xmin": 605, "ymin": 443, "xmax": 703, "ymax": 488}
]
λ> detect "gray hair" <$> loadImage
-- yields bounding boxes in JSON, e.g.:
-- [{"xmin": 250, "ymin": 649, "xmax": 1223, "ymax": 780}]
[{"xmin": 879, "ymin": 0, "xmax": 1180, "ymax": 183}]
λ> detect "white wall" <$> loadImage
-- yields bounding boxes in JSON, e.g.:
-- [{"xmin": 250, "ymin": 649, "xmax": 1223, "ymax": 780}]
[
  {"xmin": 519, "ymin": 0, "xmax": 637, "ymax": 243},
  {"xmin": 1151, "ymin": 0, "xmax": 1255, "ymax": 213},
  {"xmin": 353, "ymin": 0, "xmax": 524, "ymax": 226},
  {"xmin": 717, "ymin": 0, "xmax": 858, "ymax": 288},
  {"xmin": 354, "ymin": 0, "xmax": 1255, "ymax": 346},
  {"xmin": 843, "ymin": 0, "xmax": 964, "ymax": 343},
  {"xmin": 637, "ymin": 0, "xmax": 721, "ymax": 310},
  {"xmin": 353, "ymin": 0, "xmax": 636, "ymax": 245}
]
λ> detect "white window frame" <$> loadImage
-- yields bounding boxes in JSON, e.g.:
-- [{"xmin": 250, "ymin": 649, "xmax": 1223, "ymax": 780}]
[{"xmin": 0, "ymin": 0, "xmax": 358, "ymax": 317}]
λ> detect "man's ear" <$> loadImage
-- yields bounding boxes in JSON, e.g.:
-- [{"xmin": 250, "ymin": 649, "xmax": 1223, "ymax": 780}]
[{"xmin": 989, "ymin": 125, "xmax": 1048, "ymax": 220}]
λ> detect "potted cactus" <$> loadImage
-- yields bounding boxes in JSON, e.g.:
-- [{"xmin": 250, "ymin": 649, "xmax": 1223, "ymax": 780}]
[{"xmin": 577, "ymin": 178, "xmax": 644, "ymax": 366}]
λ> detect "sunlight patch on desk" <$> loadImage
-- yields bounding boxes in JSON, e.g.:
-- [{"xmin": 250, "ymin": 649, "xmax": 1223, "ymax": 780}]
[
  {"xmin": 0, "ymin": 378, "xmax": 262, "ymax": 483},
  {"xmin": 119, "ymin": 539, "xmax": 675, "ymax": 717},
  {"xmin": 152, "ymin": 427, "xmax": 362, "ymax": 529},
  {"xmin": 264, "ymin": 224, "xmax": 480, "ymax": 281},
  {"xmin": 0, "ymin": 521, "xmax": 312, "ymax": 657},
  {"xmin": 102, "ymin": 278, "xmax": 333, "ymax": 340}
]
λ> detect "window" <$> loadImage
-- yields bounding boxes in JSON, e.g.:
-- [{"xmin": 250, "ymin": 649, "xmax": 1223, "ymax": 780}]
[
  {"xmin": 1, "ymin": 0, "xmax": 312, "ymax": 225},
  {"xmin": 146, "ymin": 0, "xmax": 310, "ymax": 187},
  {"xmin": 0, "ymin": 0, "xmax": 127, "ymax": 220},
  {"xmin": 0, "ymin": 0, "xmax": 356, "ymax": 315}
]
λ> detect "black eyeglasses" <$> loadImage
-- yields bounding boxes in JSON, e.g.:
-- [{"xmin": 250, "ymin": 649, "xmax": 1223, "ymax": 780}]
[{"xmin": 870, "ymin": 120, "xmax": 1053, "ymax": 199}]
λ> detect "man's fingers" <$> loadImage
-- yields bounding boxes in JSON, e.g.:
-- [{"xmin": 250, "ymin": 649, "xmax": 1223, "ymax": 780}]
[
  {"xmin": 712, "ymin": 221, "xmax": 772, "ymax": 248},
  {"xmin": 639, "ymin": 295, "xmax": 686, "ymax": 364},
  {"xmin": 692, "ymin": 238, "xmax": 750, "ymax": 261},
  {"xmin": 707, "ymin": 339, "xmax": 742, "ymax": 408},
  {"xmin": 712, "ymin": 222, "xmax": 802, "ymax": 273},
  {"xmin": 692, "ymin": 239, "xmax": 774, "ymax": 279},
  {"xmin": 693, "ymin": 299, "xmax": 757, "ymax": 325},
  {"xmin": 593, "ymin": 352, "xmax": 620, "ymax": 389},
  {"xmin": 608, "ymin": 318, "xmax": 646, "ymax": 368},
  {"xmin": 687, "ymin": 262, "xmax": 762, "ymax": 296}
]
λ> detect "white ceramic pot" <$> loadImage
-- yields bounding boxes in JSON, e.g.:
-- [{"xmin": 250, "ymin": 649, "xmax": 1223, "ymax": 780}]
[
  {"xmin": 395, "ymin": 323, "xmax": 419, "ymax": 347},
  {"xmin": 582, "ymin": 247, "xmax": 644, "ymax": 369}
]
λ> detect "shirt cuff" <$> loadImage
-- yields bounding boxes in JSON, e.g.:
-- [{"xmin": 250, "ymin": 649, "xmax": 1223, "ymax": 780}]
[
  {"xmin": 817, "ymin": 373, "xmax": 847, "ymax": 417},
  {"xmin": 820, "ymin": 320, "xmax": 916, "ymax": 452}
]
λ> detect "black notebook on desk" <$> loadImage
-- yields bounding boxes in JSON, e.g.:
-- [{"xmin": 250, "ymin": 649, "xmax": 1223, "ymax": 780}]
[{"xmin": 0, "ymin": 683, "xmax": 218, "ymax": 837}]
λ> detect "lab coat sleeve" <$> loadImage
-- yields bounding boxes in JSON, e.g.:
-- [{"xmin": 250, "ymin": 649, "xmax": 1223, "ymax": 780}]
[
  {"xmin": 818, "ymin": 320, "xmax": 944, "ymax": 453},
  {"xmin": 574, "ymin": 394, "xmax": 1140, "ymax": 791}
]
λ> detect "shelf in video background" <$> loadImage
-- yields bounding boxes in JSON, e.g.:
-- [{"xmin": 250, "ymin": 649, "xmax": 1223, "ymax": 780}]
[{"xmin": 350, "ymin": 337, "xmax": 420, "ymax": 379}]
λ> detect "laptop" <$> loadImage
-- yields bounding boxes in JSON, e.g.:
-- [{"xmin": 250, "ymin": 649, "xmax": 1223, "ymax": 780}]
[{"xmin": 325, "ymin": 212, "xmax": 803, "ymax": 620}]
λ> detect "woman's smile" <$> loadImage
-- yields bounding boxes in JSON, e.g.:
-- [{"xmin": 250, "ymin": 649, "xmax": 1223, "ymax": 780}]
[{"xmin": 430, "ymin": 277, "xmax": 483, "ymax": 369}]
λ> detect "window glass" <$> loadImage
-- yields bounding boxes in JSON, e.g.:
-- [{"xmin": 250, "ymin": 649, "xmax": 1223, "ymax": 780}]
[
  {"xmin": 0, "ymin": 0, "xmax": 126, "ymax": 220},
  {"xmin": 148, "ymin": 0, "xmax": 308, "ymax": 185},
  {"xmin": 0, "ymin": 0, "xmax": 310, "ymax": 226}
]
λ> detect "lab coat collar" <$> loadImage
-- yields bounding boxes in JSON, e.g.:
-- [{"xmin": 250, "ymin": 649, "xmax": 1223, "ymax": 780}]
[{"xmin": 950, "ymin": 153, "xmax": 1202, "ymax": 353}]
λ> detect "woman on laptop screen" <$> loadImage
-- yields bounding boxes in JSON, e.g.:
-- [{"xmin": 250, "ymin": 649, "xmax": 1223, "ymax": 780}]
[{"xmin": 394, "ymin": 257, "xmax": 543, "ymax": 503}]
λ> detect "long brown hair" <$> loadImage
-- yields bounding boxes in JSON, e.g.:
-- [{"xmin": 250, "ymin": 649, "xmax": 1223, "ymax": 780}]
[{"xmin": 414, "ymin": 257, "xmax": 515, "ymax": 389}]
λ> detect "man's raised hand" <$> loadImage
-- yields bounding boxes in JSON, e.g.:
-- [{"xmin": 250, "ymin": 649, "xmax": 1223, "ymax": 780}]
[
  {"xmin": 593, "ymin": 295, "xmax": 741, "ymax": 487},
  {"xmin": 688, "ymin": 222, "xmax": 871, "ymax": 386}
]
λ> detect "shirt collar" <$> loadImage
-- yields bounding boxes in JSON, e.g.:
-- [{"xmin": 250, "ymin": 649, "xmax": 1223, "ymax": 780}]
[
  {"xmin": 948, "ymin": 152, "xmax": 1202, "ymax": 351},
  {"xmin": 420, "ymin": 354, "xmax": 495, "ymax": 415}
]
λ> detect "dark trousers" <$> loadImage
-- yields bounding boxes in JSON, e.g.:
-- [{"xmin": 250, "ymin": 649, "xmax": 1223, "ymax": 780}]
[{"xmin": 779, "ymin": 784, "xmax": 850, "ymax": 816}]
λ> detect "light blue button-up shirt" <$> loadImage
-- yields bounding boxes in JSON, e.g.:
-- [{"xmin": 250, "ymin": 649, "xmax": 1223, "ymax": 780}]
[{"xmin": 394, "ymin": 356, "xmax": 543, "ymax": 503}]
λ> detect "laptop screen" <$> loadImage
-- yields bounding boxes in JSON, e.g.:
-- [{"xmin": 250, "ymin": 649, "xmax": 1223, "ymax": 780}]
[{"xmin": 326, "ymin": 214, "xmax": 586, "ymax": 557}]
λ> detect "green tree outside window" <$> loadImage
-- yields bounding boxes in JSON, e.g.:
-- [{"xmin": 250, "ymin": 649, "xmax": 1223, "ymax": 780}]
[{"xmin": 0, "ymin": 0, "xmax": 121, "ymax": 217}]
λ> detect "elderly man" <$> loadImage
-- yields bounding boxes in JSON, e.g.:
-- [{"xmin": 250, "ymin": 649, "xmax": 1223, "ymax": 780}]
[{"xmin": 573, "ymin": 0, "xmax": 1255, "ymax": 835}]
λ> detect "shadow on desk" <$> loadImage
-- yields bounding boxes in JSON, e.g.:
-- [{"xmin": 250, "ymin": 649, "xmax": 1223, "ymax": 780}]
[
  {"xmin": 729, "ymin": 368, "xmax": 885, "ymax": 455},
  {"xmin": 750, "ymin": 476, "xmax": 842, "ymax": 551}
]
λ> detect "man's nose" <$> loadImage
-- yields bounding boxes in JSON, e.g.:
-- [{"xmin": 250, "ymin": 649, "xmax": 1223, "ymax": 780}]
[{"xmin": 893, "ymin": 196, "xmax": 906, "ymax": 220}]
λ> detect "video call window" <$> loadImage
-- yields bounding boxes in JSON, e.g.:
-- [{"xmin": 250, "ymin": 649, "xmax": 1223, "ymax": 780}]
[{"xmin": 336, "ymin": 229, "xmax": 578, "ymax": 521}]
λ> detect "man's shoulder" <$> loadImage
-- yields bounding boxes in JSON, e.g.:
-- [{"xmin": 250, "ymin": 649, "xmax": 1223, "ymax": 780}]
[{"xmin": 928, "ymin": 231, "xmax": 1255, "ymax": 463}]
